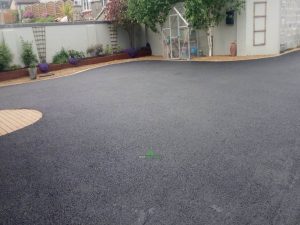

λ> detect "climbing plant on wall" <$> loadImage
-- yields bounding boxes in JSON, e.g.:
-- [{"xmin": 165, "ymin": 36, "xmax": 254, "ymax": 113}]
[{"xmin": 105, "ymin": 0, "xmax": 136, "ymax": 47}]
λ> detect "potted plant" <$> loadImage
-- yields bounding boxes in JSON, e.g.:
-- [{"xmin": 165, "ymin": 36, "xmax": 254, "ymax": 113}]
[
  {"xmin": 20, "ymin": 39, "xmax": 38, "ymax": 79},
  {"xmin": 28, "ymin": 63, "xmax": 37, "ymax": 80}
]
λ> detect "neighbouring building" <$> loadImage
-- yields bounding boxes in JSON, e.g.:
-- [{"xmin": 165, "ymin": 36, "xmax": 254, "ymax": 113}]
[
  {"xmin": 147, "ymin": 0, "xmax": 300, "ymax": 58},
  {"xmin": 10, "ymin": 0, "xmax": 39, "ymax": 10},
  {"xmin": 73, "ymin": 0, "xmax": 106, "ymax": 12},
  {"xmin": 0, "ymin": 0, "xmax": 11, "ymax": 9},
  {"xmin": 10, "ymin": 0, "xmax": 39, "ymax": 21}
]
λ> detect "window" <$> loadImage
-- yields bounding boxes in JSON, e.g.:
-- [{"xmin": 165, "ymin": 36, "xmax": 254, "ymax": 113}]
[
  {"xmin": 102, "ymin": 0, "xmax": 107, "ymax": 7},
  {"xmin": 253, "ymin": 2, "xmax": 267, "ymax": 46},
  {"xmin": 82, "ymin": 0, "xmax": 91, "ymax": 10}
]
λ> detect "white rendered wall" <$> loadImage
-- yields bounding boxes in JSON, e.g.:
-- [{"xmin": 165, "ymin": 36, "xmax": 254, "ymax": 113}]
[
  {"xmin": 213, "ymin": 15, "xmax": 238, "ymax": 55},
  {"xmin": 117, "ymin": 27, "xmax": 130, "ymax": 49},
  {"xmin": 147, "ymin": 28, "xmax": 162, "ymax": 56},
  {"xmin": 1, "ymin": 27, "xmax": 39, "ymax": 66},
  {"xmin": 244, "ymin": 0, "xmax": 281, "ymax": 55},
  {"xmin": 0, "ymin": 23, "xmax": 133, "ymax": 66},
  {"xmin": 237, "ymin": 9, "xmax": 247, "ymax": 56}
]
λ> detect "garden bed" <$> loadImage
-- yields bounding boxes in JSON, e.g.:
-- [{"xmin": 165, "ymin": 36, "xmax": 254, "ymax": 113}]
[{"xmin": 0, "ymin": 53, "xmax": 143, "ymax": 82}]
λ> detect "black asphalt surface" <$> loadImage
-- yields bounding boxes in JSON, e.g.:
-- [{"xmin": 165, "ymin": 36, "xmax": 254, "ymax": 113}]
[{"xmin": 1, "ymin": 52, "xmax": 300, "ymax": 225}]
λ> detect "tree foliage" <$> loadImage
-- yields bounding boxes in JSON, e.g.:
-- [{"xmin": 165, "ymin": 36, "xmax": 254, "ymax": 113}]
[
  {"xmin": 127, "ymin": 0, "xmax": 181, "ymax": 32},
  {"xmin": 0, "ymin": 42, "xmax": 13, "ymax": 71},
  {"xmin": 61, "ymin": 2, "xmax": 73, "ymax": 22},
  {"xmin": 184, "ymin": 0, "xmax": 245, "ymax": 30},
  {"xmin": 105, "ymin": 0, "xmax": 136, "ymax": 47},
  {"xmin": 105, "ymin": 0, "xmax": 131, "ymax": 26},
  {"xmin": 20, "ymin": 39, "xmax": 38, "ymax": 67}
]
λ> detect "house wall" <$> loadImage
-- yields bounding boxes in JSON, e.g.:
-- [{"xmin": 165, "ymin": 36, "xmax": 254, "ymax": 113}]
[
  {"xmin": 147, "ymin": 0, "xmax": 282, "ymax": 57},
  {"xmin": 1, "ymin": 27, "xmax": 39, "ymax": 66},
  {"xmin": 212, "ymin": 15, "xmax": 237, "ymax": 56},
  {"xmin": 213, "ymin": 0, "xmax": 281, "ymax": 56},
  {"xmin": 236, "ymin": 9, "xmax": 247, "ymax": 56},
  {"xmin": 10, "ymin": 0, "xmax": 17, "ymax": 10},
  {"xmin": 243, "ymin": 0, "xmax": 281, "ymax": 55},
  {"xmin": 0, "ymin": 22, "xmax": 139, "ymax": 66},
  {"xmin": 146, "ymin": 28, "xmax": 162, "ymax": 56},
  {"xmin": 280, "ymin": 0, "xmax": 300, "ymax": 52}
]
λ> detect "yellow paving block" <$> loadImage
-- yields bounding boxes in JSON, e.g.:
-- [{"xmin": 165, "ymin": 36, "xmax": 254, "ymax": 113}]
[{"xmin": 0, "ymin": 109, "xmax": 42, "ymax": 136}]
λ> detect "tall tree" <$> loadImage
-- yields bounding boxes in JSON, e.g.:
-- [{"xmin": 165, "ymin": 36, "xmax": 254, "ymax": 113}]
[
  {"xmin": 127, "ymin": 0, "xmax": 180, "ymax": 32},
  {"xmin": 61, "ymin": 2, "xmax": 73, "ymax": 22},
  {"xmin": 185, "ymin": 0, "xmax": 245, "ymax": 56},
  {"xmin": 105, "ymin": 0, "xmax": 135, "ymax": 47}
]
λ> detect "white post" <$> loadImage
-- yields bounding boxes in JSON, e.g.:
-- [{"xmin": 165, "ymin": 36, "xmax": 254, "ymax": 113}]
[{"xmin": 207, "ymin": 27, "xmax": 213, "ymax": 57}]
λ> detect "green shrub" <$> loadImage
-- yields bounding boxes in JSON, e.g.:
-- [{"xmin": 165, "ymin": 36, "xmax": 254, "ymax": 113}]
[
  {"xmin": 115, "ymin": 44, "xmax": 122, "ymax": 53},
  {"xmin": 52, "ymin": 49, "xmax": 85, "ymax": 64},
  {"xmin": 68, "ymin": 50, "xmax": 85, "ymax": 59},
  {"xmin": 0, "ymin": 42, "xmax": 13, "ymax": 71},
  {"xmin": 87, "ymin": 44, "xmax": 103, "ymax": 56},
  {"xmin": 10, "ymin": 64, "xmax": 21, "ymax": 70},
  {"xmin": 52, "ymin": 48, "xmax": 69, "ymax": 64},
  {"xmin": 20, "ymin": 39, "xmax": 38, "ymax": 67},
  {"xmin": 104, "ymin": 44, "xmax": 112, "ymax": 55},
  {"xmin": 32, "ymin": 16, "xmax": 55, "ymax": 23}
]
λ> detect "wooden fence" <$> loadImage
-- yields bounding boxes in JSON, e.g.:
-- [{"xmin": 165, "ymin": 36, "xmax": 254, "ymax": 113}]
[
  {"xmin": 24, "ymin": 0, "xmax": 72, "ymax": 18},
  {"xmin": 0, "ymin": 10, "xmax": 18, "ymax": 24}
]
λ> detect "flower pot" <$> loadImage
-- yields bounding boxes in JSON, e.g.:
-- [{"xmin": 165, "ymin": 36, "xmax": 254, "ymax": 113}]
[
  {"xmin": 68, "ymin": 58, "xmax": 79, "ymax": 65},
  {"xmin": 230, "ymin": 42, "xmax": 237, "ymax": 56},
  {"xmin": 28, "ymin": 67, "xmax": 37, "ymax": 80},
  {"xmin": 38, "ymin": 63, "xmax": 49, "ymax": 73}
]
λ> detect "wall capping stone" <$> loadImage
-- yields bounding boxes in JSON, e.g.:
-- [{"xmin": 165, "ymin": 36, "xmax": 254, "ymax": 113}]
[{"xmin": 0, "ymin": 21, "xmax": 111, "ymax": 29}]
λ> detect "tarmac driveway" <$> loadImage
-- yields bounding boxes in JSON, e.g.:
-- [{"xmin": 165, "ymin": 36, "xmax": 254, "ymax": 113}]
[{"xmin": 0, "ymin": 52, "xmax": 300, "ymax": 225}]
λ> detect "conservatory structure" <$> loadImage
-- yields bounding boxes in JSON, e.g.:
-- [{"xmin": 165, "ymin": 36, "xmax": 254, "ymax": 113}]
[{"xmin": 162, "ymin": 3, "xmax": 200, "ymax": 60}]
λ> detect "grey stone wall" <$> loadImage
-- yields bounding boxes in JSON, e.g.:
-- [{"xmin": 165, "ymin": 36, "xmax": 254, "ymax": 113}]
[{"xmin": 280, "ymin": 0, "xmax": 300, "ymax": 52}]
